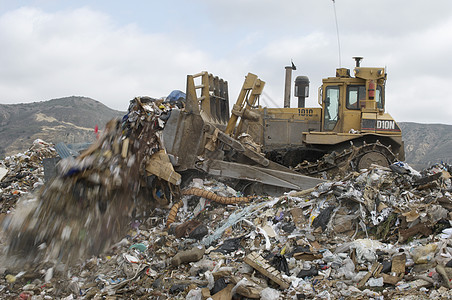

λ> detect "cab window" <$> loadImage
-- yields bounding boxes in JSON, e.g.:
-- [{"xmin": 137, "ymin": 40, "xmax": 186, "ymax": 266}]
[
  {"xmin": 324, "ymin": 86, "xmax": 340, "ymax": 131},
  {"xmin": 376, "ymin": 85, "xmax": 383, "ymax": 109},
  {"xmin": 346, "ymin": 85, "xmax": 366, "ymax": 109}
]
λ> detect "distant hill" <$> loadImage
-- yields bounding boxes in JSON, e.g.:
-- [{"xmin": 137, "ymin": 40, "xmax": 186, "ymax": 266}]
[
  {"xmin": 0, "ymin": 96, "xmax": 125, "ymax": 157},
  {"xmin": 399, "ymin": 122, "xmax": 452, "ymax": 170}
]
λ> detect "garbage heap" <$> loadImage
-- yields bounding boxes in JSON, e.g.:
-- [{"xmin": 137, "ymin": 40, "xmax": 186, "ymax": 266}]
[
  {"xmin": 1, "ymin": 97, "xmax": 180, "ymax": 268},
  {"xmin": 0, "ymin": 139, "xmax": 56, "ymax": 214},
  {"xmin": 2, "ymin": 156, "xmax": 452, "ymax": 299}
]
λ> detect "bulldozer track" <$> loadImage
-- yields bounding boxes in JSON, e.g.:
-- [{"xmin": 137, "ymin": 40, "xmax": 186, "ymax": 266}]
[{"xmin": 295, "ymin": 141, "xmax": 398, "ymax": 176}]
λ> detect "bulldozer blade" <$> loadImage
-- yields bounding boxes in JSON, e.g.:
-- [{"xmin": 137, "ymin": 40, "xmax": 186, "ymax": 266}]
[{"xmin": 198, "ymin": 159, "xmax": 325, "ymax": 191}]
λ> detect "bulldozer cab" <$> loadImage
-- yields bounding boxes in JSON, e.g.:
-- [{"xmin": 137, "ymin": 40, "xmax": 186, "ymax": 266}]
[
  {"xmin": 320, "ymin": 64, "xmax": 387, "ymax": 134},
  {"xmin": 300, "ymin": 59, "xmax": 404, "ymax": 164}
]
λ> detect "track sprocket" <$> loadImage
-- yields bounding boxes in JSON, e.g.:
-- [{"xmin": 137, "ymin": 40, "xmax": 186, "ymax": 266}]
[{"xmin": 295, "ymin": 141, "xmax": 397, "ymax": 176}]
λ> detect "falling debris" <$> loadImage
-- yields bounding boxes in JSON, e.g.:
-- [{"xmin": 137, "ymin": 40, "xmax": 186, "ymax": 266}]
[{"xmin": 2, "ymin": 97, "xmax": 180, "ymax": 266}]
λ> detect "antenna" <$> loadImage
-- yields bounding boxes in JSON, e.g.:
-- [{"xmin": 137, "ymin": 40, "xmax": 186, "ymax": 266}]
[{"xmin": 332, "ymin": 0, "xmax": 342, "ymax": 67}]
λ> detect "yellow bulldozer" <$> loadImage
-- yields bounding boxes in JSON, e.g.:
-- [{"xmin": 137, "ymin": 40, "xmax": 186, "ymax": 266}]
[
  {"xmin": 238, "ymin": 57, "xmax": 404, "ymax": 174},
  {"xmin": 162, "ymin": 57, "xmax": 404, "ymax": 191}
]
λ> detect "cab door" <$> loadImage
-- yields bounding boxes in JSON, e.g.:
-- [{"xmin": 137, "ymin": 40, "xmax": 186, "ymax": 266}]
[{"xmin": 323, "ymin": 85, "xmax": 340, "ymax": 131}]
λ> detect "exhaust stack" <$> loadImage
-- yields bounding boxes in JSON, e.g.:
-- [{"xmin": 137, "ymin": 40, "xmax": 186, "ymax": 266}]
[
  {"xmin": 283, "ymin": 62, "xmax": 296, "ymax": 108},
  {"xmin": 295, "ymin": 76, "xmax": 309, "ymax": 108},
  {"xmin": 353, "ymin": 56, "xmax": 363, "ymax": 67}
]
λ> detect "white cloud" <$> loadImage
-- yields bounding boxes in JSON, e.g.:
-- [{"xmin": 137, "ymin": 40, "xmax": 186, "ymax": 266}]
[
  {"xmin": 0, "ymin": 7, "xmax": 215, "ymax": 111},
  {"xmin": 0, "ymin": 2, "xmax": 451, "ymax": 125}
]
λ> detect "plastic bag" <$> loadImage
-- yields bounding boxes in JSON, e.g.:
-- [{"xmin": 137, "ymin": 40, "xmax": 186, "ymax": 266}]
[
  {"xmin": 185, "ymin": 288, "xmax": 202, "ymax": 300},
  {"xmin": 260, "ymin": 287, "xmax": 280, "ymax": 300},
  {"xmin": 271, "ymin": 254, "xmax": 290, "ymax": 276},
  {"xmin": 205, "ymin": 271, "xmax": 215, "ymax": 290},
  {"xmin": 213, "ymin": 236, "xmax": 244, "ymax": 254},
  {"xmin": 351, "ymin": 239, "xmax": 385, "ymax": 263},
  {"xmin": 210, "ymin": 276, "xmax": 227, "ymax": 294},
  {"xmin": 297, "ymin": 266, "xmax": 318, "ymax": 278},
  {"xmin": 337, "ymin": 257, "xmax": 356, "ymax": 280},
  {"xmin": 312, "ymin": 206, "xmax": 334, "ymax": 231}
]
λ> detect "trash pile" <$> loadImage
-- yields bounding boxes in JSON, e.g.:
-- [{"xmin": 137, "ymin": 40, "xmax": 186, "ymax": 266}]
[
  {"xmin": 0, "ymin": 139, "xmax": 56, "ymax": 214},
  {"xmin": 1, "ymin": 95, "xmax": 452, "ymax": 299},
  {"xmin": 1, "ymin": 155, "xmax": 452, "ymax": 298}
]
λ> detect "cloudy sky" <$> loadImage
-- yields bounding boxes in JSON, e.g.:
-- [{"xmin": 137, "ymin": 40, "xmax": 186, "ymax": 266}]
[{"xmin": 0, "ymin": 0, "xmax": 451, "ymax": 124}]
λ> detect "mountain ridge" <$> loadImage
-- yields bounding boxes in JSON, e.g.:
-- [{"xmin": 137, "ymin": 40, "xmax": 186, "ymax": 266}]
[{"xmin": 0, "ymin": 96, "xmax": 125, "ymax": 157}]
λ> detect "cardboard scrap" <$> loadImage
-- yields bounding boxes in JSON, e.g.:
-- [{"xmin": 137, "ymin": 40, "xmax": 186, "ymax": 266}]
[
  {"xmin": 399, "ymin": 223, "xmax": 432, "ymax": 242},
  {"xmin": 290, "ymin": 208, "xmax": 304, "ymax": 228},
  {"xmin": 391, "ymin": 253, "xmax": 406, "ymax": 275},
  {"xmin": 288, "ymin": 187, "xmax": 315, "ymax": 198},
  {"xmin": 381, "ymin": 273, "xmax": 402, "ymax": 285},
  {"xmin": 211, "ymin": 283, "xmax": 234, "ymax": 300},
  {"xmin": 357, "ymin": 262, "xmax": 382, "ymax": 288},
  {"xmin": 309, "ymin": 241, "xmax": 322, "ymax": 250},
  {"xmin": 205, "ymin": 128, "xmax": 220, "ymax": 152},
  {"xmin": 293, "ymin": 252, "xmax": 323, "ymax": 261},
  {"xmin": 234, "ymin": 281, "xmax": 262, "ymax": 298},
  {"xmin": 146, "ymin": 150, "xmax": 181, "ymax": 185},
  {"xmin": 402, "ymin": 210, "xmax": 419, "ymax": 223},
  {"xmin": 441, "ymin": 170, "xmax": 451, "ymax": 180},
  {"xmin": 121, "ymin": 138, "xmax": 129, "ymax": 158},
  {"xmin": 262, "ymin": 224, "xmax": 276, "ymax": 238}
]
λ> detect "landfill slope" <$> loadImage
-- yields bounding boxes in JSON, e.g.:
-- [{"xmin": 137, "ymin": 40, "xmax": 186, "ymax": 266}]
[{"xmin": 0, "ymin": 96, "xmax": 125, "ymax": 157}]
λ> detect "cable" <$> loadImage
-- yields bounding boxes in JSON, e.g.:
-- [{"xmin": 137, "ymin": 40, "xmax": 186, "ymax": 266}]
[
  {"xmin": 332, "ymin": 0, "xmax": 342, "ymax": 67},
  {"xmin": 262, "ymin": 91, "xmax": 280, "ymax": 108}
]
